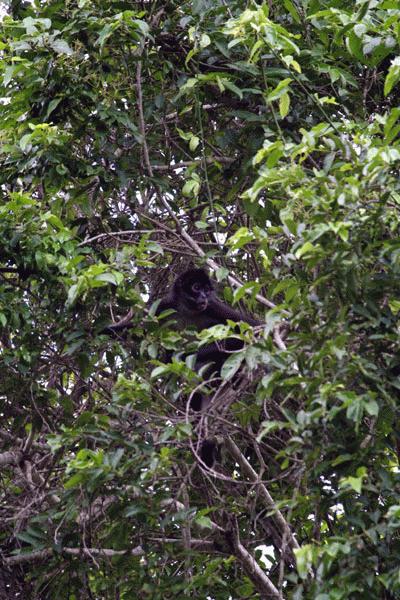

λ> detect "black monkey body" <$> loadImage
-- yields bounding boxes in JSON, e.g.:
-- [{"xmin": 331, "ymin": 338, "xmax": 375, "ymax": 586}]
[
  {"xmin": 107, "ymin": 268, "xmax": 261, "ymax": 333},
  {"xmin": 155, "ymin": 269, "xmax": 262, "ymax": 467},
  {"xmin": 107, "ymin": 268, "xmax": 262, "ymax": 467},
  {"xmin": 156, "ymin": 269, "xmax": 262, "ymax": 389},
  {"xmin": 156, "ymin": 268, "xmax": 261, "ymax": 330}
]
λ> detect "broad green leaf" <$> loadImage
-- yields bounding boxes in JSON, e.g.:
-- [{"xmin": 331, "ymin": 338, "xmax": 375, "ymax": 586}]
[
  {"xmin": 50, "ymin": 39, "xmax": 73, "ymax": 55},
  {"xmin": 279, "ymin": 92, "xmax": 290, "ymax": 118},
  {"xmin": 220, "ymin": 352, "xmax": 244, "ymax": 380},
  {"xmin": 384, "ymin": 57, "xmax": 400, "ymax": 96},
  {"xmin": 189, "ymin": 135, "xmax": 200, "ymax": 151},
  {"xmin": 294, "ymin": 544, "xmax": 315, "ymax": 579},
  {"xmin": 267, "ymin": 78, "xmax": 292, "ymax": 102}
]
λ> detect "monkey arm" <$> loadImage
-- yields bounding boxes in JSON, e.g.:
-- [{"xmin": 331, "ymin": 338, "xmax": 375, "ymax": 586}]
[
  {"xmin": 193, "ymin": 298, "xmax": 262, "ymax": 376},
  {"xmin": 207, "ymin": 298, "xmax": 262, "ymax": 327},
  {"xmin": 105, "ymin": 293, "xmax": 176, "ymax": 335}
]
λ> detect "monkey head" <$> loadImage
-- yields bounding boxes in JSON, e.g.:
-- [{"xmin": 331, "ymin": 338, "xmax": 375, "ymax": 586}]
[{"xmin": 174, "ymin": 268, "xmax": 214, "ymax": 313}]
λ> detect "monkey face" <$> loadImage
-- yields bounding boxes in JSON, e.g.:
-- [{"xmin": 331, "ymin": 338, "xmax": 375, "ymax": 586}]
[
  {"xmin": 175, "ymin": 268, "xmax": 214, "ymax": 313},
  {"xmin": 189, "ymin": 282, "xmax": 211, "ymax": 311}
]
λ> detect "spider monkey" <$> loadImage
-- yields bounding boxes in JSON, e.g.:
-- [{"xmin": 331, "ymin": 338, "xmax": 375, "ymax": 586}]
[
  {"xmin": 157, "ymin": 268, "xmax": 263, "ymax": 467},
  {"xmin": 155, "ymin": 268, "xmax": 261, "ymax": 330},
  {"xmin": 107, "ymin": 268, "xmax": 262, "ymax": 467},
  {"xmin": 155, "ymin": 268, "xmax": 261, "ymax": 389}
]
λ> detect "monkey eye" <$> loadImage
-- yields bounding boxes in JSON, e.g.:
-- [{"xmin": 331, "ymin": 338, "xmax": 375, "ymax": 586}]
[{"xmin": 192, "ymin": 283, "xmax": 201, "ymax": 292}]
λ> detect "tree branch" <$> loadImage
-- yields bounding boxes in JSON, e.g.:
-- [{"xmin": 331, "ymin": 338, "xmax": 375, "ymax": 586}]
[
  {"xmin": 3, "ymin": 539, "xmax": 215, "ymax": 566},
  {"xmin": 0, "ymin": 449, "xmax": 22, "ymax": 467},
  {"xmin": 225, "ymin": 437, "xmax": 299, "ymax": 553},
  {"xmin": 233, "ymin": 538, "xmax": 281, "ymax": 598}
]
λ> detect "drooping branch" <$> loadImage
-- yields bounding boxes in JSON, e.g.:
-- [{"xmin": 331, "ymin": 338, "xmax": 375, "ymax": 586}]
[
  {"xmin": 233, "ymin": 538, "xmax": 282, "ymax": 598},
  {"xmin": 226, "ymin": 515, "xmax": 282, "ymax": 599},
  {"xmin": 225, "ymin": 437, "xmax": 299, "ymax": 553}
]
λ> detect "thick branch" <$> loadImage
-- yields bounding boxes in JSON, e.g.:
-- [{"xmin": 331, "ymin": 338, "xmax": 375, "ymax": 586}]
[
  {"xmin": 3, "ymin": 539, "xmax": 215, "ymax": 566},
  {"xmin": 232, "ymin": 536, "xmax": 282, "ymax": 599},
  {"xmin": 225, "ymin": 437, "xmax": 299, "ymax": 552},
  {"xmin": 3, "ymin": 546, "xmax": 144, "ymax": 565},
  {"xmin": 0, "ymin": 449, "xmax": 22, "ymax": 467}
]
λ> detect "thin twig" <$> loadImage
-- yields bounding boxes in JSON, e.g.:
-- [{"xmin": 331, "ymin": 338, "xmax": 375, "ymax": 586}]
[{"xmin": 152, "ymin": 157, "xmax": 234, "ymax": 171}]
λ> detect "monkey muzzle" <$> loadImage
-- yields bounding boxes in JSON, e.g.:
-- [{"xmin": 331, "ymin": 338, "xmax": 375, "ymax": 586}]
[
  {"xmin": 196, "ymin": 294, "xmax": 208, "ymax": 312},
  {"xmin": 194, "ymin": 291, "xmax": 209, "ymax": 312},
  {"xmin": 196, "ymin": 300, "xmax": 207, "ymax": 311}
]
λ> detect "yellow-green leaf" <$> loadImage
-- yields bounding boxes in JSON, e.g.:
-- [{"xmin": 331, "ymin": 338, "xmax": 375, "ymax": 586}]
[{"xmin": 279, "ymin": 92, "xmax": 290, "ymax": 118}]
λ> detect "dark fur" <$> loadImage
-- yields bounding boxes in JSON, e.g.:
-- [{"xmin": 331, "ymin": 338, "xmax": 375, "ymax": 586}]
[
  {"xmin": 107, "ymin": 268, "xmax": 262, "ymax": 467},
  {"xmin": 156, "ymin": 268, "xmax": 261, "ymax": 329},
  {"xmin": 157, "ymin": 269, "xmax": 262, "ymax": 467}
]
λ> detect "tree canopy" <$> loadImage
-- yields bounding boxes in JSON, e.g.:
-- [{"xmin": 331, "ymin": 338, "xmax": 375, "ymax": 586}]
[{"xmin": 1, "ymin": 0, "xmax": 400, "ymax": 598}]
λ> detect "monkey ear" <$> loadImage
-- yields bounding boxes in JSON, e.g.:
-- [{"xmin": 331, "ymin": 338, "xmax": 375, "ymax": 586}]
[
  {"xmin": 195, "ymin": 265, "xmax": 211, "ymax": 278},
  {"xmin": 201, "ymin": 267, "xmax": 213, "ymax": 284}
]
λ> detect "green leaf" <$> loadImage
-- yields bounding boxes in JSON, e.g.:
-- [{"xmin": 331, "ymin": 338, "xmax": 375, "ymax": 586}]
[
  {"xmin": 294, "ymin": 544, "xmax": 315, "ymax": 579},
  {"xmin": 279, "ymin": 92, "xmax": 290, "ymax": 118},
  {"xmin": 232, "ymin": 281, "xmax": 259, "ymax": 303},
  {"xmin": 345, "ymin": 397, "xmax": 364, "ymax": 430},
  {"xmin": 66, "ymin": 283, "xmax": 80, "ymax": 306},
  {"xmin": 340, "ymin": 469, "xmax": 367, "ymax": 494},
  {"xmin": 227, "ymin": 227, "xmax": 255, "ymax": 249},
  {"xmin": 45, "ymin": 98, "xmax": 62, "ymax": 119},
  {"xmin": 295, "ymin": 241, "xmax": 316, "ymax": 259},
  {"xmin": 223, "ymin": 78, "xmax": 243, "ymax": 99},
  {"xmin": 220, "ymin": 351, "xmax": 243, "ymax": 380},
  {"xmin": 283, "ymin": 0, "xmax": 301, "ymax": 24},
  {"xmin": 189, "ymin": 135, "xmax": 200, "ymax": 151},
  {"xmin": 347, "ymin": 31, "xmax": 364, "ymax": 62},
  {"xmin": 94, "ymin": 272, "xmax": 121, "ymax": 285},
  {"xmin": 96, "ymin": 23, "xmax": 115, "ymax": 50},
  {"xmin": 64, "ymin": 472, "xmax": 84, "ymax": 489},
  {"xmin": 50, "ymin": 39, "xmax": 73, "ymax": 55},
  {"xmin": 199, "ymin": 33, "xmax": 211, "ymax": 48},
  {"xmin": 151, "ymin": 365, "xmax": 172, "ymax": 378},
  {"xmin": 249, "ymin": 39, "xmax": 263, "ymax": 62},
  {"xmin": 384, "ymin": 57, "xmax": 400, "ymax": 96},
  {"xmin": 182, "ymin": 178, "xmax": 200, "ymax": 197},
  {"xmin": 389, "ymin": 299, "xmax": 400, "ymax": 314},
  {"xmin": 267, "ymin": 78, "xmax": 292, "ymax": 102},
  {"xmin": 364, "ymin": 399, "xmax": 379, "ymax": 416},
  {"xmin": 194, "ymin": 515, "xmax": 213, "ymax": 529}
]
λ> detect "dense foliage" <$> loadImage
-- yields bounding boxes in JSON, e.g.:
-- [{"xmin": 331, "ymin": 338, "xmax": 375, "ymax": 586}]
[{"xmin": 1, "ymin": 0, "xmax": 400, "ymax": 598}]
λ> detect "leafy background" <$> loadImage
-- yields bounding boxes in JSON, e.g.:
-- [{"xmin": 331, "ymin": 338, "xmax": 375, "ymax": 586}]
[{"xmin": 1, "ymin": 0, "xmax": 400, "ymax": 598}]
